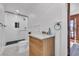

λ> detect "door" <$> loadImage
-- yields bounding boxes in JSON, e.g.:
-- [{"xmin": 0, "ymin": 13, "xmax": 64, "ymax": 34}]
[
  {"xmin": 69, "ymin": 15, "xmax": 79, "ymax": 43},
  {"xmin": 69, "ymin": 16, "xmax": 76, "ymax": 43}
]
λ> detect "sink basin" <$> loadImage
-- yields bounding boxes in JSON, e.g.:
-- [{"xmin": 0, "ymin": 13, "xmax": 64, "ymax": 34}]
[{"xmin": 29, "ymin": 33, "xmax": 54, "ymax": 40}]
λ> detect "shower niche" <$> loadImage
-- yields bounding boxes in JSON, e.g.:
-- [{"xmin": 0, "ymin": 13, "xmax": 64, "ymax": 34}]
[{"xmin": 15, "ymin": 22, "xmax": 19, "ymax": 28}]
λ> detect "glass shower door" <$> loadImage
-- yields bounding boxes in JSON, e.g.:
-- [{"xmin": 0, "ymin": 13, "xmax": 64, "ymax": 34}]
[{"xmin": 18, "ymin": 16, "xmax": 28, "ymax": 41}]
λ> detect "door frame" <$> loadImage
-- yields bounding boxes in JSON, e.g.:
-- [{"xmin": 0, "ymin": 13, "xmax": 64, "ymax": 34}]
[{"xmin": 67, "ymin": 3, "xmax": 70, "ymax": 56}]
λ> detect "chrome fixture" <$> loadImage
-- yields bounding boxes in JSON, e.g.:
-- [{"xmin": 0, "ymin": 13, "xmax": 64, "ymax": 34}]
[{"xmin": 54, "ymin": 22, "xmax": 61, "ymax": 30}]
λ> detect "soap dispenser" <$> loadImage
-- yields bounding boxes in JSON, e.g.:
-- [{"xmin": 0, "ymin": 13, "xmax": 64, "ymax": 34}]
[{"xmin": 48, "ymin": 28, "xmax": 52, "ymax": 35}]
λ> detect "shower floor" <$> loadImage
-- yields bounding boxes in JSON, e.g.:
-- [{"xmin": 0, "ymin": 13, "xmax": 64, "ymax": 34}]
[{"xmin": 1, "ymin": 42, "xmax": 29, "ymax": 56}]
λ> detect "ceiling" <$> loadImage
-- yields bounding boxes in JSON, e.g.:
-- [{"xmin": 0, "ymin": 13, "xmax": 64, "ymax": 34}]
[{"xmin": 2, "ymin": 3, "xmax": 64, "ymax": 18}]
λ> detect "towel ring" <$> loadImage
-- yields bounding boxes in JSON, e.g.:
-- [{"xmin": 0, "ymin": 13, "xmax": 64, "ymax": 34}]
[{"xmin": 54, "ymin": 22, "xmax": 61, "ymax": 30}]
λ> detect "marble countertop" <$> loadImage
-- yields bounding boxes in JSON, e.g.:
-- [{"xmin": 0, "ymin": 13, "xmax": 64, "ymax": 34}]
[{"xmin": 29, "ymin": 33, "xmax": 55, "ymax": 40}]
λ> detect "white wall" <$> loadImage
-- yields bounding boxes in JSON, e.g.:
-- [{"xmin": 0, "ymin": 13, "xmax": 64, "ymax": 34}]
[{"xmin": 0, "ymin": 4, "xmax": 5, "ymax": 47}]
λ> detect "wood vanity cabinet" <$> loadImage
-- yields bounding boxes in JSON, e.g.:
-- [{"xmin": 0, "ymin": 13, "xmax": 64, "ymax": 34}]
[{"xmin": 29, "ymin": 36, "xmax": 55, "ymax": 56}]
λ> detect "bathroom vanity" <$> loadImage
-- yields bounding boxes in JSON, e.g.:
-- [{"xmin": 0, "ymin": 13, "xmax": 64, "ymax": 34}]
[{"xmin": 29, "ymin": 34, "xmax": 55, "ymax": 56}]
